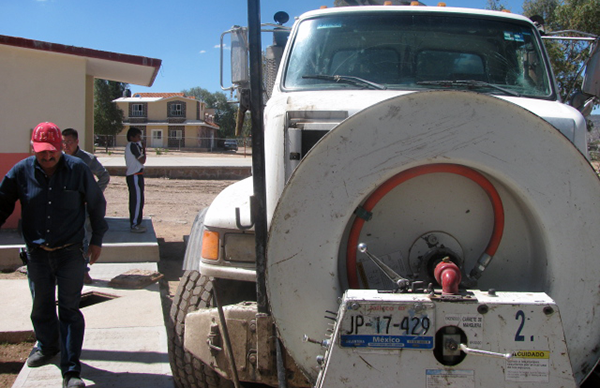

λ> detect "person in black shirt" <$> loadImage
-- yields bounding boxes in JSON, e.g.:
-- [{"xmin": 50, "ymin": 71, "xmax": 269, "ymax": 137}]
[{"xmin": 0, "ymin": 122, "xmax": 107, "ymax": 388}]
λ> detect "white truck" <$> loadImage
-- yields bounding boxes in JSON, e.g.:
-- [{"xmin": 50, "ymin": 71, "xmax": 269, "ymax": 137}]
[{"xmin": 168, "ymin": 3, "xmax": 600, "ymax": 388}]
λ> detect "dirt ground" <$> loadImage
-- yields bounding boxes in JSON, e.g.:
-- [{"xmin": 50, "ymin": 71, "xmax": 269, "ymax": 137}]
[{"xmin": 0, "ymin": 163, "xmax": 237, "ymax": 387}]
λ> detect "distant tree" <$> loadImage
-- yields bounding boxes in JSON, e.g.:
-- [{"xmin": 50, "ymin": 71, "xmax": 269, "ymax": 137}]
[
  {"xmin": 334, "ymin": 0, "xmax": 357, "ymax": 5},
  {"xmin": 523, "ymin": 0, "xmax": 600, "ymax": 108},
  {"xmin": 183, "ymin": 87, "xmax": 214, "ymax": 106},
  {"xmin": 523, "ymin": 0, "xmax": 561, "ymax": 28},
  {"xmin": 183, "ymin": 87, "xmax": 238, "ymax": 138},
  {"xmin": 334, "ymin": 0, "xmax": 423, "ymax": 5},
  {"xmin": 94, "ymin": 79, "xmax": 127, "ymax": 151},
  {"xmin": 486, "ymin": 0, "xmax": 509, "ymax": 10}
]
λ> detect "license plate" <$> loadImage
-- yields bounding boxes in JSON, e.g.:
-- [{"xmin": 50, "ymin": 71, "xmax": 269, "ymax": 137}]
[{"xmin": 339, "ymin": 302, "xmax": 435, "ymax": 349}]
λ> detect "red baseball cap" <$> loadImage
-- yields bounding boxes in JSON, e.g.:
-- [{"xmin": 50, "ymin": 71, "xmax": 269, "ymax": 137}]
[{"xmin": 31, "ymin": 122, "xmax": 62, "ymax": 152}]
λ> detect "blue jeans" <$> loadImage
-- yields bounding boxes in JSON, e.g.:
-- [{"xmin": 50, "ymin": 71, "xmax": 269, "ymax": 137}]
[{"xmin": 27, "ymin": 243, "xmax": 86, "ymax": 377}]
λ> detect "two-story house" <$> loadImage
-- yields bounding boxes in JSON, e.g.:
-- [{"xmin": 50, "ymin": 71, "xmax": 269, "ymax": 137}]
[{"xmin": 114, "ymin": 92, "xmax": 219, "ymax": 150}]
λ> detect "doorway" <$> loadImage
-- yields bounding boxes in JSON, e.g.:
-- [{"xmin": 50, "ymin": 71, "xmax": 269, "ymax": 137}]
[{"xmin": 151, "ymin": 129, "xmax": 163, "ymax": 148}]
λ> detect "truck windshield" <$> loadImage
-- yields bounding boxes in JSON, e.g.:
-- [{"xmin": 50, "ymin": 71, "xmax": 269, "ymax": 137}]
[{"xmin": 283, "ymin": 12, "xmax": 552, "ymax": 98}]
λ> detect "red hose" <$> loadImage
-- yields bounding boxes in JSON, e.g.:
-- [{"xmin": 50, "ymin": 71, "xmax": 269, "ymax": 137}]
[{"xmin": 347, "ymin": 163, "xmax": 504, "ymax": 289}]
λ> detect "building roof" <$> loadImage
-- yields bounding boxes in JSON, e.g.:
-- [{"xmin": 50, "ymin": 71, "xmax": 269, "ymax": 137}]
[
  {"xmin": 0, "ymin": 34, "xmax": 162, "ymax": 87},
  {"xmin": 133, "ymin": 93, "xmax": 189, "ymax": 98},
  {"xmin": 116, "ymin": 97, "xmax": 163, "ymax": 103},
  {"xmin": 115, "ymin": 94, "xmax": 199, "ymax": 103},
  {"xmin": 122, "ymin": 120, "xmax": 220, "ymax": 130}
]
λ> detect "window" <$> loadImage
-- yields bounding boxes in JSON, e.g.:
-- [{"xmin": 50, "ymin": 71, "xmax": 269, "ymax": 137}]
[
  {"xmin": 170, "ymin": 103, "xmax": 183, "ymax": 117},
  {"xmin": 416, "ymin": 51, "xmax": 485, "ymax": 81},
  {"xmin": 131, "ymin": 104, "xmax": 145, "ymax": 117},
  {"xmin": 170, "ymin": 130, "xmax": 182, "ymax": 139},
  {"xmin": 283, "ymin": 13, "xmax": 552, "ymax": 97}
]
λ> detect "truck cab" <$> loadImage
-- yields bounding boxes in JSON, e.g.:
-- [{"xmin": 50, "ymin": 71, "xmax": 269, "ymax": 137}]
[{"xmin": 199, "ymin": 6, "xmax": 591, "ymax": 281}]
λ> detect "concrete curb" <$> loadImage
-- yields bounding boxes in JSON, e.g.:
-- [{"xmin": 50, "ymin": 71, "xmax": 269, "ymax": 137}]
[{"xmin": 106, "ymin": 165, "xmax": 251, "ymax": 180}]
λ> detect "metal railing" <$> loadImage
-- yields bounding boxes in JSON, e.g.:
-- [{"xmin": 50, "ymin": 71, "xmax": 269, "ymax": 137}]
[{"xmin": 94, "ymin": 135, "xmax": 251, "ymax": 152}]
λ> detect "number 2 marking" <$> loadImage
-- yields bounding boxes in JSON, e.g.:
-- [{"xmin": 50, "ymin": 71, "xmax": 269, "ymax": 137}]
[{"xmin": 515, "ymin": 310, "xmax": 525, "ymax": 341}]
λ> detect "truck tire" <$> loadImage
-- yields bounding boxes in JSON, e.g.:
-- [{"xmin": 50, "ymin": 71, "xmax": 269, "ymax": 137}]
[
  {"xmin": 168, "ymin": 270, "xmax": 233, "ymax": 388},
  {"xmin": 182, "ymin": 208, "xmax": 208, "ymax": 271}
]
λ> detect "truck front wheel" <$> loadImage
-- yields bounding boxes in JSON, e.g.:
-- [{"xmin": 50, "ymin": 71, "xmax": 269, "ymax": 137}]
[{"xmin": 168, "ymin": 270, "xmax": 233, "ymax": 388}]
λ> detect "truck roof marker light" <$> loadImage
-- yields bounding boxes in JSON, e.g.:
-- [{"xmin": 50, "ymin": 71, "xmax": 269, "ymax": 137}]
[
  {"xmin": 411, "ymin": 1, "xmax": 421, "ymax": 5},
  {"xmin": 202, "ymin": 230, "xmax": 220, "ymax": 260},
  {"xmin": 502, "ymin": 9, "xmax": 512, "ymax": 13},
  {"xmin": 320, "ymin": 5, "xmax": 327, "ymax": 9},
  {"xmin": 384, "ymin": 1, "xmax": 393, "ymax": 5},
  {"xmin": 438, "ymin": 2, "xmax": 447, "ymax": 6}
]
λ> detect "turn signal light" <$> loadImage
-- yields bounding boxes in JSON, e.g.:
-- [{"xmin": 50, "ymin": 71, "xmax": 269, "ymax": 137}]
[{"xmin": 202, "ymin": 230, "xmax": 220, "ymax": 260}]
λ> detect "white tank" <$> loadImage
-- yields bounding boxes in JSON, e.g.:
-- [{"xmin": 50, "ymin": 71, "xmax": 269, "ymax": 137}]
[{"xmin": 266, "ymin": 91, "xmax": 600, "ymax": 385}]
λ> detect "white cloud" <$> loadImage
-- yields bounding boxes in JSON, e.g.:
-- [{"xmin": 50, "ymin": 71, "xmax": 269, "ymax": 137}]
[{"xmin": 199, "ymin": 50, "xmax": 206, "ymax": 54}]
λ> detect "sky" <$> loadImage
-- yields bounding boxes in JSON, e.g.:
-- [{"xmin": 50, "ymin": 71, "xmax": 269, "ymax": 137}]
[{"xmin": 0, "ymin": 0, "xmax": 530, "ymax": 97}]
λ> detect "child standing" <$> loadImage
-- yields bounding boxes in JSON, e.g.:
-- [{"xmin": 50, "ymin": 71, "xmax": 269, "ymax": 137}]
[{"xmin": 125, "ymin": 127, "xmax": 146, "ymax": 233}]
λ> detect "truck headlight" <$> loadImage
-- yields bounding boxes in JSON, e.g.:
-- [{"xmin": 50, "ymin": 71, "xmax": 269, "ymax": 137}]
[{"xmin": 223, "ymin": 233, "xmax": 255, "ymax": 263}]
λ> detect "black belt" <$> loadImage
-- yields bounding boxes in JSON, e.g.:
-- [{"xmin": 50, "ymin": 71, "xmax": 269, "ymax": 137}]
[{"xmin": 38, "ymin": 243, "xmax": 74, "ymax": 252}]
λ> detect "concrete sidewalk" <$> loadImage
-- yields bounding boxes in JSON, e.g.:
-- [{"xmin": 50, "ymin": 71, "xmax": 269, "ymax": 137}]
[
  {"xmin": 0, "ymin": 218, "xmax": 173, "ymax": 388},
  {"xmin": 97, "ymin": 154, "xmax": 252, "ymax": 168},
  {"xmin": 0, "ymin": 217, "xmax": 159, "ymax": 271},
  {"xmin": 4, "ymin": 262, "xmax": 173, "ymax": 388}
]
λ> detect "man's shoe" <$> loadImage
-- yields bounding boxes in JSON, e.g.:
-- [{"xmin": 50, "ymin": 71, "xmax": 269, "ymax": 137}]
[
  {"xmin": 130, "ymin": 225, "xmax": 147, "ymax": 233},
  {"xmin": 83, "ymin": 272, "xmax": 93, "ymax": 284},
  {"xmin": 26, "ymin": 349, "xmax": 59, "ymax": 367},
  {"xmin": 63, "ymin": 373, "xmax": 86, "ymax": 388}
]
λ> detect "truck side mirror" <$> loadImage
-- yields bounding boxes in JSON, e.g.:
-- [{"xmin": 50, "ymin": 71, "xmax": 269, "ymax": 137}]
[
  {"xmin": 582, "ymin": 38, "xmax": 600, "ymax": 99},
  {"xmin": 231, "ymin": 27, "xmax": 249, "ymax": 86},
  {"xmin": 220, "ymin": 26, "xmax": 249, "ymax": 91}
]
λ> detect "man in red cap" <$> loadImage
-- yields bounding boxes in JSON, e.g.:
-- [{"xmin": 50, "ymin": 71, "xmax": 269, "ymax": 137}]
[{"xmin": 0, "ymin": 122, "xmax": 108, "ymax": 388}]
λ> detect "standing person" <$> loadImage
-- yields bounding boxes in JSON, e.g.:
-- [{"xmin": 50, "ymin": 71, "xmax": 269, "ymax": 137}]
[
  {"xmin": 0, "ymin": 122, "xmax": 108, "ymax": 388},
  {"xmin": 62, "ymin": 127, "xmax": 110, "ymax": 284},
  {"xmin": 125, "ymin": 127, "xmax": 146, "ymax": 233}
]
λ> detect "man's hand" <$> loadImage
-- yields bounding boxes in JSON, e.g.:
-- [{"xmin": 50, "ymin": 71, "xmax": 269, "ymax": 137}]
[{"xmin": 87, "ymin": 244, "xmax": 102, "ymax": 265}]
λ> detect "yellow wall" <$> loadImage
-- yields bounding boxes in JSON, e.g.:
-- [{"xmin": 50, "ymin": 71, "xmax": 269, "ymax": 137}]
[
  {"xmin": 0, "ymin": 45, "xmax": 88, "ymax": 154},
  {"xmin": 84, "ymin": 75, "xmax": 95, "ymax": 151},
  {"xmin": 0, "ymin": 45, "xmax": 90, "ymax": 228}
]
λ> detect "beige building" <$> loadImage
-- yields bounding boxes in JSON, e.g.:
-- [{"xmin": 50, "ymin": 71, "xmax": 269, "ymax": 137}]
[
  {"xmin": 114, "ymin": 93, "xmax": 220, "ymax": 150},
  {"xmin": 0, "ymin": 34, "xmax": 161, "ymax": 228}
]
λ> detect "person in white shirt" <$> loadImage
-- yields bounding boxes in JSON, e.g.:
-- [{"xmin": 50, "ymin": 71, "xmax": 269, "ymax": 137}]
[{"xmin": 124, "ymin": 127, "xmax": 146, "ymax": 233}]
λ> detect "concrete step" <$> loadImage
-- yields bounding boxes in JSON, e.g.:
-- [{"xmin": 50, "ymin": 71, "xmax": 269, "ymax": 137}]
[{"xmin": 0, "ymin": 217, "xmax": 159, "ymax": 271}]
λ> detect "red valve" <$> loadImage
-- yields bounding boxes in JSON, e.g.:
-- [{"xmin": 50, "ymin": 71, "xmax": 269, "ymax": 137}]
[{"xmin": 434, "ymin": 258, "xmax": 461, "ymax": 295}]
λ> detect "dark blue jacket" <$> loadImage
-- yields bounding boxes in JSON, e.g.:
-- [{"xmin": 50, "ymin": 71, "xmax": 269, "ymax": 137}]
[{"xmin": 0, "ymin": 154, "xmax": 108, "ymax": 248}]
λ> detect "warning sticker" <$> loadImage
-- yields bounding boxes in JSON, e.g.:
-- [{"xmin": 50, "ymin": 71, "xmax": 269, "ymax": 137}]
[
  {"xmin": 506, "ymin": 350, "xmax": 550, "ymax": 382},
  {"xmin": 444, "ymin": 314, "xmax": 483, "ymax": 346},
  {"xmin": 426, "ymin": 369, "xmax": 475, "ymax": 388}
]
